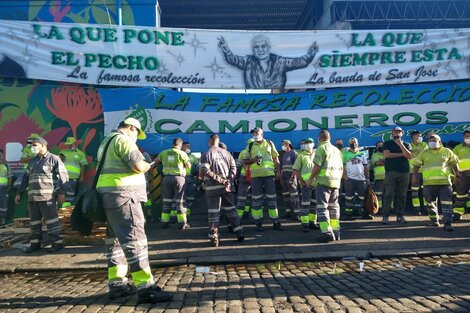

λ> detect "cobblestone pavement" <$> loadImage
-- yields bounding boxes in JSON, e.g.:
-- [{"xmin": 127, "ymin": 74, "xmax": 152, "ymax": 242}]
[{"xmin": 1, "ymin": 254, "xmax": 469, "ymax": 312}]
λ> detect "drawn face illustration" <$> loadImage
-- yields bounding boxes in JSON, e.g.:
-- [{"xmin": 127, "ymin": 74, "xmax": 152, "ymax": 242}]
[{"xmin": 252, "ymin": 39, "xmax": 270, "ymax": 61}]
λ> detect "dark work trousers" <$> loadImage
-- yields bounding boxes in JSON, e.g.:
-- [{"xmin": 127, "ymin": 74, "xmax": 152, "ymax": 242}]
[
  {"xmin": 161, "ymin": 175, "xmax": 186, "ymax": 224},
  {"xmin": 316, "ymin": 185, "xmax": 340, "ymax": 235},
  {"xmin": 382, "ymin": 171, "xmax": 409, "ymax": 217},
  {"xmin": 300, "ymin": 185, "xmax": 316, "ymax": 226},
  {"xmin": 373, "ymin": 180, "xmax": 384, "ymax": 210},
  {"xmin": 344, "ymin": 178, "xmax": 367, "ymax": 216},
  {"xmin": 251, "ymin": 176, "xmax": 279, "ymax": 221},
  {"xmin": 280, "ymin": 176, "xmax": 300, "ymax": 217},
  {"xmin": 64, "ymin": 179, "xmax": 78, "ymax": 203},
  {"xmin": 236, "ymin": 175, "xmax": 251, "ymax": 216},
  {"xmin": 454, "ymin": 171, "xmax": 470, "ymax": 217},
  {"xmin": 184, "ymin": 176, "xmax": 196, "ymax": 212},
  {"xmin": 28, "ymin": 200, "xmax": 61, "ymax": 245},
  {"xmin": 105, "ymin": 201, "xmax": 155, "ymax": 290},
  {"xmin": 423, "ymin": 185, "xmax": 453, "ymax": 223},
  {"xmin": 206, "ymin": 191, "xmax": 242, "ymax": 238}
]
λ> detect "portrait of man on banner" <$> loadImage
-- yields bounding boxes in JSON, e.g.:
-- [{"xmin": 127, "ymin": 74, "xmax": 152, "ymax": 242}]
[{"xmin": 218, "ymin": 35, "xmax": 318, "ymax": 89}]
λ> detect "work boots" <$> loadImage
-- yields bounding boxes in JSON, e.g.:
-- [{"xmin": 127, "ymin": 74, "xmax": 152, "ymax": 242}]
[
  {"xmin": 25, "ymin": 243, "xmax": 41, "ymax": 253},
  {"xmin": 108, "ymin": 282, "xmax": 136, "ymax": 300},
  {"xmin": 209, "ymin": 229, "xmax": 219, "ymax": 247},
  {"xmin": 137, "ymin": 284, "xmax": 173, "ymax": 303}
]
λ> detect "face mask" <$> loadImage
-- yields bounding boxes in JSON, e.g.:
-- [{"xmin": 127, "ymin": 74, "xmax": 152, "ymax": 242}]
[
  {"xmin": 377, "ymin": 147, "xmax": 384, "ymax": 153},
  {"xmin": 185, "ymin": 149, "xmax": 191, "ymax": 154},
  {"xmin": 253, "ymin": 135, "xmax": 262, "ymax": 141},
  {"xmin": 428, "ymin": 142, "xmax": 438, "ymax": 149},
  {"xmin": 30, "ymin": 146, "xmax": 39, "ymax": 155},
  {"xmin": 350, "ymin": 143, "xmax": 358, "ymax": 149},
  {"xmin": 393, "ymin": 136, "xmax": 400, "ymax": 140},
  {"xmin": 300, "ymin": 144, "xmax": 305, "ymax": 150},
  {"xmin": 465, "ymin": 138, "xmax": 470, "ymax": 144},
  {"xmin": 281, "ymin": 145, "xmax": 287, "ymax": 151},
  {"xmin": 336, "ymin": 144, "xmax": 343, "ymax": 150},
  {"xmin": 417, "ymin": 136, "xmax": 423, "ymax": 143},
  {"xmin": 305, "ymin": 143, "xmax": 314, "ymax": 151}
]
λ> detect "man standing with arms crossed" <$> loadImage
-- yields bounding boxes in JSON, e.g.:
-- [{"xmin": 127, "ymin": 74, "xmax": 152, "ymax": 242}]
[
  {"xmin": 96, "ymin": 117, "xmax": 172, "ymax": 303},
  {"xmin": 307, "ymin": 130, "xmax": 343, "ymax": 243},
  {"xmin": 381, "ymin": 127, "xmax": 412, "ymax": 225}
]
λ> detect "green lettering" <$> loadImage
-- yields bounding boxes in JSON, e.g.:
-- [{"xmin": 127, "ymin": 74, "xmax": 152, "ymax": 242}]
[
  {"xmin": 335, "ymin": 115, "xmax": 358, "ymax": 129},
  {"xmin": 69, "ymin": 27, "xmax": 86, "ymax": 44},
  {"xmin": 51, "ymin": 51, "xmax": 65, "ymax": 65},
  {"xmin": 268, "ymin": 119, "xmax": 296, "ymax": 132},
  {"xmin": 154, "ymin": 119, "xmax": 181, "ymax": 134},
  {"xmin": 200, "ymin": 97, "xmax": 220, "ymax": 111},
  {"xmin": 186, "ymin": 120, "xmax": 212, "ymax": 133},
  {"xmin": 123, "ymin": 29, "xmax": 136, "ymax": 43},
  {"xmin": 172, "ymin": 32, "xmax": 185, "ymax": 46},
  {"xmin": 393, "ymin": 112, "xmax": 421, "ymax": 126},
  {"xmin": 448, "ymin": 47, "xmax": 462, "ymax": 60},
  {"xmin": 48, "ymin": 25, "xmax": 64, "ymax": 40},
  {"xmin": 363, "ymin": 114, "xmax": 388, "ymax": 127},
  {"xmin": 302, "ymin": 117, "xmax": 328, "ymax": 130},
  {"xmin": 219, "ymin": 120, "xmax": 249, "ymax": 133},
  {"xmin": 425, "ymin": 111, "xmax": 448, "ymax": 124}
]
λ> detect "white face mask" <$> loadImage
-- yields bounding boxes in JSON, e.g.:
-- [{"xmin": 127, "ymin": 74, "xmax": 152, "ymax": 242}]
[
  {"xmin": 30, "ymin": 146, "xmax": 39, "ymax": 155},
  {"xmin": 300, "ymin": 144, "xmax": 305, "ymax": 150},
  {"xmin": 465, "ymin": 138, "xmax": 470, "ymax": 144},
  {"xmin": 281, "ymin": 145, "xmax": 287, "ymax": 151},
  {"xmin": 305, "ymin": 143, "xmax": 314, "ymax": 151},
  {"xmin": 417, "ymin": 136, "xmax": 423, "ymax": 143},
  {"xmin": 428, "ymin": 141, "xmax": 438, "ymax": 149},
  {"xmin": 185, "ymin": 149, "xmax": 191, "ymax": 154},
  {"xmin": 253, "ymin": 135, "xmax": 262, "ymax": 141}
]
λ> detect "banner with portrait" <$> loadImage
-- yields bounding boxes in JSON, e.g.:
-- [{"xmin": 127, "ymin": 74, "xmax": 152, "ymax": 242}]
[{"xmin": 0, "ymin": 20, "xmax": 469, "ymax": 89}]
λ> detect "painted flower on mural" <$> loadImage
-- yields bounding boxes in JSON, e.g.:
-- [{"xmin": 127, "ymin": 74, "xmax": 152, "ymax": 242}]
[
  {"xmin": 0, "ymin": 114, "xmax": 43, "ymax": 152},
  {"xmin": 46, "ymin": 85, "xmax": 104, "ymax": 140}
]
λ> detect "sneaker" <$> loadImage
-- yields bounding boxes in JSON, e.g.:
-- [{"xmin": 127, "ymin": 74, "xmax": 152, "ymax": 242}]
[
  {"xmin": 161, "ymin": 222, "xmax": 169, "ymax": 229},
  {"xmin": 381, "ymin": 216, "xmax": 389, "ymax": 225},
  {"xmin": 453, "ymin": 214, "xmax": 461, "ymax": 222},
  {"xmin": 430, "ymin": 220, "xmax": 440, "ymax": 227},
  {"xmin": 273, "ymin": 221, "xmax": 284, "ymax": 231},
  {"xmin": 396, "ymin": 216, "xmax": 408, "ymax": 224},
  {"xmin": 25, "ymin": 243, "xmax": 41, "ymax": 253},
  {"xmin": 48, "ymin": 242, "xmax": 64, "ymax": 253},
  {"xmin": 255, "ymin": 221, "xmax": 264, "ymax": 232},
  {"xmin": 301, "ymin": 224, "xmax": 310, "ymax": 233},
  {"xmin": 316, "ymin": 232, "xmax": 335, "ymax": 243},
  {"xmin": 179, "ymin": 223, "xmax": 191, "ymax": 230},
  {"xmin": 138, "ymin": 284, "xmax": 173, "ymax": 303},
  {"xmin": 443, "ymin": 222, "xmax": 454, "ymax": 232},
  {"xmin": 108, "ymin": 282, "xmax": 136, "ymax": 300}
]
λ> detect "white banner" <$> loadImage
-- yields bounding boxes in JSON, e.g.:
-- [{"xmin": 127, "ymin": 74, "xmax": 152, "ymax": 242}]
[{"xmin": 0, "ymin": 20, "xmax": 469, "ymax": 89}]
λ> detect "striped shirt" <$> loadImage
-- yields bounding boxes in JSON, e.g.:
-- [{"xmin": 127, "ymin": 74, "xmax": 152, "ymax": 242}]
[
  {"xmin": 17, "ymin": 152, "xmax": 69, "ymax": 201},
  {"xmin": 200, "ymin": 146, "xmax": 236, "ymax": 196}
]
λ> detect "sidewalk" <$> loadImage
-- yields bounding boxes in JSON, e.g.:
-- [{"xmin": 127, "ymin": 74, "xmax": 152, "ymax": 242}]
[{"xmin": 0, "ymin": 208, "xmax": 469, "ymax": 273}]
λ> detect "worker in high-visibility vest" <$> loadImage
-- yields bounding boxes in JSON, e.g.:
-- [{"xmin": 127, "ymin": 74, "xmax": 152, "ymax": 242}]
[
  {"xmin": 292, "ymin": 137, "xmax": 317, "ymax": 232},
  {"xmin": 96, "ymin": 117, "xmax": 172, "ymax": 303},
  {"xmin": 306, "ymin": 130, "xmax": 344, "ymax": 243},
  {"xmin": 413, "ymin": 134, "xmax": 460, "ymax": 231},
  {"xmin": 0, "ymin": 149, "xmax": 12, "ymax": 225},
  {"xmin": 409, "ymin": 130, "xmax": 428, "ymax": 215},
  {"xmin": 235, "ymin": 139, "xmax": 254, "ymax": 218},
  {"xmin": 243, "ymin": 127, "xmax": 283, "ymax": 232},
  {"xmin": 59, "ymin": 137, "xmax": 88, "ymax": 206},
  {"xmin": 370, "ymin": 141, "xmax": 385, "ymax": 211},
  {"xmin": 452, "ymin": 129, "xmax": 470, "ymax": 222}
]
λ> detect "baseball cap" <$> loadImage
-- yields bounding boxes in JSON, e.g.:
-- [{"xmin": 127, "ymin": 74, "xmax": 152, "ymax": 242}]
[
  {"xmin": 349, "ymin": 137, "xmax": 358, "ymax": 144},
  {"xmin": 304, "ymin": 138, "xmax": 314, "ymax": 143},
  {"xmin": 123, "ymin": 117, "xmax": 146, "ymax": 140},
  {"xmin": 65, "ymin": 137, "xmax": 76, "ymax": 145},
  {"xmin": 429, "ymin": 134, "xmax": 441, "ymax": 142},
  {"xmin": 392, "ymin": 126, "xmax": 403, "ymax": 132},
  {"xmin": 250, "ymin": 127, "xmax": 263, "ymax": 134},
  {"xmin": 30, "ymin": 137, "xmax": 48, "ymax": 146},
  {"xmin": 281, "ymin": 139, "xmax": 292, "ymax": 145}
]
